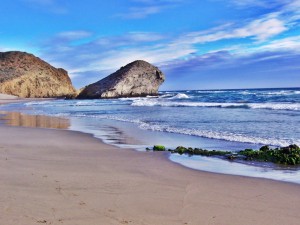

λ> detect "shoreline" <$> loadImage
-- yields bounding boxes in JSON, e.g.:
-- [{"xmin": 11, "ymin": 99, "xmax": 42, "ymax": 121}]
[
  {"xmin": 3, "ymin": 109, "xmax": 299, "ymax": 185},
  {"xmin": 1, "ymin": 99, "xmax": 300, "ymax": 185},
  {"xmin": 0, "ymin": 100, "xmax": 300, "ymax": 224}
]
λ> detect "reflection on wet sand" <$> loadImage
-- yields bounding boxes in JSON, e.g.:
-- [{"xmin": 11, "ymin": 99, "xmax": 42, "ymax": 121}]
[{"xmin": 0, "ymin": 111, "xmax": 69, "ymax": 129}]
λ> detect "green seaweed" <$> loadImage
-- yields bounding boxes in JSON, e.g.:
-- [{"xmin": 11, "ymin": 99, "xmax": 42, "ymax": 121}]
[
  {"xmin": 153, "ymin": 145, "xmax": 166, "ymax": 151},
  {"xmin": 239, "ymin": 144, "xmax": 300, "ymax": 165},
  {"xmin": 146, "ymin": 144, "xmax": 300, "ymax": 165},
  {"xmin": 174, "ymin": 146, "xmax": 231, "ymax": 156}
]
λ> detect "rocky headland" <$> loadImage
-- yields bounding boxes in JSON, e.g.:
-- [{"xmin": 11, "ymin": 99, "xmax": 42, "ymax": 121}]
[
  {"xmin": 77, "ymin": 60, "xmax": 165, "ymax": 99},
  {"xmin": 0, "ymin": 51, "xmax": 76, "ymax": 98}
]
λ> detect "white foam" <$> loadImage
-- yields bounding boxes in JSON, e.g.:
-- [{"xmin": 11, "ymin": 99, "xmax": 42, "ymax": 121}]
[
  {"xmin": 118, "ymin": 97, "xmax": 145, "ymax": 101},
  {"xmin": 170, "ymin": 93, "xmax": 190, "ymax": 99},
  {"xmin": 194, "ymin": 90, "xmax": 300, "ymax": 96},
  {"xmin": 262, "ymin": 90, "xmax": 300, "ymax": 96},
  {"xmin": 24, "ymin": 101, "xmax": 54, "ymax": 106},
  {"xmin": 160, "ymin": 94, "xmax": 174, "ymax": 98},
  {"xmin": 240, "ymin": 91, "xmax": 251, "ymax": 95},
  {"xmin": 132, "ymin": 99, "xmax": 239, "ymax": 107},
  {"xmin": 83, "ymin": 114, "xmax": 299, "ymax": 147},
  {"xmin": 74, "ymin": 101, "xmax": 99, "ymax": 106},
  {"xmin": 138, "ymin": 123, "xmax": 299, "ymax": 147},
  {"xmin": 196, "ymin": 90, "xmax": 228, "ymax": 93},
  {"xmin": 248, "ymin": 103, "xmax": 300, "ymax": 110},
  {"xmin": 131, "ymin": 99, "xmax": 300, "ymax": 111}
]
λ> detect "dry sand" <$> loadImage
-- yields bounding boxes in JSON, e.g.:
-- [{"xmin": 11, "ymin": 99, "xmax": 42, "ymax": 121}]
[{"xmin": 0, "ymin": 124, "xmax": 300, "ymax": 225}]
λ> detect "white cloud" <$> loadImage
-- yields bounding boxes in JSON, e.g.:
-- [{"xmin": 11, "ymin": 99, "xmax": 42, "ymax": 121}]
[
  {"xmin": 41, "ymin": 13, "xmax": 290, "ymax": 76},
  {"xmin": 283, "ymin": 1, "xmax": 300, "ymax": 23},
  {"xmin": 229, "ymin": 0, "xmax": 300, "ymax": 23},
  {"xmin": 95, "ymin": 32, "xmax": 165, "ymax": 47},
  {"xmin": 39, "ymin": 0, "xmax": 299, "ymax": 83},
  {"xmin": 124, "ymin": 32, "xmax": 165, "ymax": 42},
  {"xmin": 176, "ymin": 16, "xmax": 287, "ymax": 45},
  {"xmin": 117, "ymin": 0, "xmax": 186, "ymax": 19},
  {"xmin": 233, "ymin": 17, "xmax": 287, "ymax": 41},
  {"xmin": 23, "ymin": 0, "xmax": 68, "ymax": 14},
  {"xmin": 83, "ymin": 41, "xmax": 195, "ymax": 71},
  {"xmin": 253, "ymin": 36, "xmax": 300, "ymax": 52},
  {"xmin": 228, "ymin": 0, "xmax": 291, "ymax": 8},
  {"xmin": 88, "ymin": 19, "xmax": 289, "ymax": 69},
  {"xmin": 286, "ymin": 0, "xmax": 300, "ymax": 10},
  {"xmin": 40, "ymin": 31, "xmax": 182, "ymax": 73},
  {"xmin": 119, "ymin": 6, "xmax": 161, "ymax": 19},
  {"xmin": 116, "ymin": 32, "xmax": 165, "ymax": 45},
  {"xmin": 226, "ymin": 0, "xmax": 300, "ymax": 30},
  {"xmin": 56, "ymin": 31, "xmax": 93, "ymax": 41}
]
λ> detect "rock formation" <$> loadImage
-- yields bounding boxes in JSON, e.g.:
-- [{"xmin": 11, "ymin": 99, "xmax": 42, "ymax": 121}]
[
  {"xmin": 0, "ymin": 51, "xmax": 76, "ymax": 98},
  {"xmin": 77, "ymin": 60, "xmax": 165, "ymax": 99}
]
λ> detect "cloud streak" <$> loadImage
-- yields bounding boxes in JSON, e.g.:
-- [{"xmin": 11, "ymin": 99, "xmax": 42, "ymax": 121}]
[
  {"xmin": 161, "ymin": 49, "xmax": 300, "ymax": 89},
  {"xmin": 228, "ymin": 0, "xmax": 290, "ymax": 8},
  {"xmin": 117, "ymin": 0, "xmax": 186, "ymax": 19},
  {"xmin": 42, "ymin": 10, "xmax": 291, "ymax": 72},
  {"xmin": 177, "ymin": 16, "xmax": 287, "ymax": 44},
  {"xmin": 56, "ymin": 31, "xmax": 93, "ymax": 41},
  {"xmin": 22, "ymin": 0, "xmax": 68, "ymax": 14}
]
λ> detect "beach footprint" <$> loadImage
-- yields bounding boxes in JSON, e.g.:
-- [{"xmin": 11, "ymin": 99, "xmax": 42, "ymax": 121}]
[{"xmin": 79, "ymin": 201, "xmax": 86, "ymax": 206}]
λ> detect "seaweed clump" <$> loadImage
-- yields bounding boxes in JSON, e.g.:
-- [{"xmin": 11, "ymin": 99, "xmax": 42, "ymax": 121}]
[
  {"xmin": 239, "ymin": 144, "xmax": 300, "ymax": 165},
  {"xmin": 169, "ymin": 146, "xmax": 231, "ymax": 156},
  {"xmin": 149, "ymin": 144, "xmax": 300, "ymax": 165},
  {"xmin": 153, "ymin": 145, "xmax": 166, "ymax": 151}
]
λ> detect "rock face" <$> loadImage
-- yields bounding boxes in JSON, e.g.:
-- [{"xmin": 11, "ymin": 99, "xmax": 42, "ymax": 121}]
[
  {"xmin": 0, "ymin": 51, "xmax": 76, "ymax": 98},
  {"xmin": 78, "ymin": 60, "xmax": 165, "ymax": 99}
]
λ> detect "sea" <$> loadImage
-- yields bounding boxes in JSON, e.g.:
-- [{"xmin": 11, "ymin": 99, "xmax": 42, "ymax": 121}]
[{"xmin": 1, "ymin": 87, "xmax": 300, "ymax": 183}]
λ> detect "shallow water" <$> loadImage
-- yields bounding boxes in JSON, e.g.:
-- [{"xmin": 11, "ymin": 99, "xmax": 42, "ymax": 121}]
[
  {"xmin": 170, "ymin": 154, "xmax": 300, "ymax": 184},
  {"xmin": 0, "ymin": 111, "xmax": 69, "ymax": 129}
]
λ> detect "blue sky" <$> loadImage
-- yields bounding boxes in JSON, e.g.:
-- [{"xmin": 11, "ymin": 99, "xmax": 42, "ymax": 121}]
[{"xmin": 1, "ymin": 0, "xmax": 300, "ymax": 90}]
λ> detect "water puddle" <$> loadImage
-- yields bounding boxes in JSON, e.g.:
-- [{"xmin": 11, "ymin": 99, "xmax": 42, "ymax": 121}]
[{"xmin": 0, "ymin": 111, "xmax": 70, "ymax": 129}]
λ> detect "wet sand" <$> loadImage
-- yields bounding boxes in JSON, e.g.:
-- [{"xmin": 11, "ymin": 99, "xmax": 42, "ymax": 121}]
[
  {"xmin": 0, "ymin": 111, "xmax": 70, "ymax": 129},
  {"xmin": 0, "ymin": 94, "xmax": 25, "ymax": 105},
  {"xmin": 0, "ymin": 122, "xmax": 300, "ymax": 225},
  {"xmin": 0, "ymin": 94, "xmax": 56, "ymax": 105}
]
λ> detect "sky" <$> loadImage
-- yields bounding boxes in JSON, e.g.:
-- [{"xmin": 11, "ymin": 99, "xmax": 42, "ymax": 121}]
[{"xmin": 0, "ymin": 0, "xmax": 300, "ymax": 90}]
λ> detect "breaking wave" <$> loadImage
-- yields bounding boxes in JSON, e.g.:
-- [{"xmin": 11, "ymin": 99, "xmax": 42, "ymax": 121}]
[
  {"xmin": 131, "ymin": 99, "xmax": 300, "ymax": 111},
  {"xmin": 170, "ymin": 93, "xmax": 190, "ymax": 99}
]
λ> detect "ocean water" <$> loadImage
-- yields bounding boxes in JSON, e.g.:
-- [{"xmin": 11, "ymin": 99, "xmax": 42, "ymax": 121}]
[{"xmin": 1, "ymin": 87, "xmax": 300, "ymax": 183}]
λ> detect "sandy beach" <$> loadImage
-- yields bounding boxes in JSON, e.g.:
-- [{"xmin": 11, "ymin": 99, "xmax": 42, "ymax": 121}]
[
  {"xmin": 0, "ymin": 115, "xmax": 300, "ymax": 225},
  {"xmin": 1, "ymin": 0, "xmax": 300, "ymax": 223}
]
